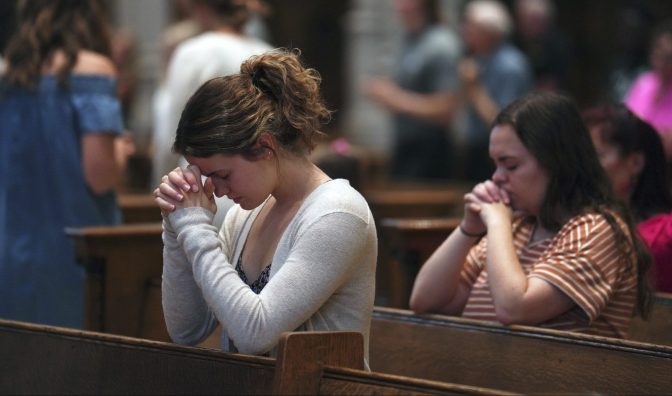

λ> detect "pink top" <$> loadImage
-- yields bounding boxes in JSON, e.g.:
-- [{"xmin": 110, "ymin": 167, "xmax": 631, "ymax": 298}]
[
  {"xmin": 638, "ymin": 213, "xmax": 672, "ymax": 292},
  {"xmin": 625, "ymin": 72, "xmax": 672, "ymax": 134}
]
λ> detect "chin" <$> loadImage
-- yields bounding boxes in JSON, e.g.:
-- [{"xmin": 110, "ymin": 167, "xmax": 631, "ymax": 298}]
[{"xmin": 239, "ymin": 199, "xmax": 265, "ymax": 211}]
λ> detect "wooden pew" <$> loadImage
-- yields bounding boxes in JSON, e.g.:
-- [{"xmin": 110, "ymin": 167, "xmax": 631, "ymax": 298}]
[
  {"xmin": 379, "ymin": 217, "xmax": 460, "ymax": 308},
  {"xmin": 362, "ymin": 183, "xmax": 466, "ymax": 308},
  {"xmin": 631, "ymin": 292, "xmax": 672, "ymax": 346},
  {"xmin": 118, "ymin": 193, "xmax": 162, "ymax": 224},
  {"xmin": 67, "ymin": 222, "xmax": 672, "ymax": 349},
  {"xmin": 370, "ymin": 306, "xmax": 672, "ymax": 394},
  {"xmin": 0, "ymin": 319, "xmax": 507, "ymax": 395},
  {"xmin": 65, "ymin": 223, "xmax": 166, "ymax": 340},
  {"xmin": 363, "ymin": 183, "xmax": 467, "ymax": 220}
]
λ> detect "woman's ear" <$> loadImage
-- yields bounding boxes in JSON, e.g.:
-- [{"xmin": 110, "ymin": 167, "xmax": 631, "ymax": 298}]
[
  {"xmin": 256, "ymin": 132, "xmax": 277, "ymax": 156},
  {"xmin": 249, "ymin": 132, "xmax": 276, "ymax": 160}
]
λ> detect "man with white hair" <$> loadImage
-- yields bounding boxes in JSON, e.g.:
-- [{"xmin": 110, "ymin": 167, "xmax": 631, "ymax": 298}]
[{"xmin": 458, "ymin": 0, "xmax": 532, "ymax": 182}]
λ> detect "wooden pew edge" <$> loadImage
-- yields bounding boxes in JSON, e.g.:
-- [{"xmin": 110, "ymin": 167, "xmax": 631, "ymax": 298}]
[
  {"xmin": 65, "ymin": 222, "xmax": 163, "ymax": 237},
  {"xmin": 373, "ymin": 306, "xmax": 672, "ymax": 356},
  {"xmin": 380, "ymin": 217, "xmax": 462, "ymax": 230},
  {"xmin": 0, "ymin": 319, "xmax": 274, "ymax": 367},
  {"xmin": 321, "ymin": 366, "xmax": 518, "ymax": 395},
  {"xmin": 653, "ymin": 291, "xmax": 672, "ymax": 305}
]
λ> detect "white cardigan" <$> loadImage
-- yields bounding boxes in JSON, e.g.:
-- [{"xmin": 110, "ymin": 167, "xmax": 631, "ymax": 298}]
[{"xmin": 161, "ymin": 179, "xmax": 377, "ymax": 362}]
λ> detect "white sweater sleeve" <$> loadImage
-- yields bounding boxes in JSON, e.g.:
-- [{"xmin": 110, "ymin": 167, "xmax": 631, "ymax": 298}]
[
  {"xmin": 168, "ymin": 206, "xmax": 370, "ymax": 355},
  {"xmin": 161, "ymin": 212, "xmax": 218, "ymax": 345}
]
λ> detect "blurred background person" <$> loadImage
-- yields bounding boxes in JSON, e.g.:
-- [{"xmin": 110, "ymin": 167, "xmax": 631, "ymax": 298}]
[
  {"xmin": 584, "ymin": 103, "xmax": 672, "ymax": 292},
  {"xmin": 607, "ymin": 3, "xmax": 654, "ymax": 101},
  {"xmin": 243, "ymin": 0, "xmax": 272, "ymax": 42},
  {"xmin": 625, "ymin": 20, "xmax": 672, "ymax": 160},
  {"xmin": 151, "ymin": 0, "xmax": 273, "ymax": 228},
  {"xmin": 0, "ymin": 1, "xmax": 11, "ymax": 73},
  {"xmin": 513, "ymin": 0, "xmax": 572, "ymax": 92},
  {"xmin": 109, "ymin": 28, "xmax": 141, "ymax": 190},
  {"xmin": 457, "ymin": 0, "xmax": 532, "ymax": 183},
  {"xmin": 151, "ymin": 0, "xmax": 203, "ymax": 195},
  {"xmin": 364, "ymin": 0, "xmax": 461, "ymax": 182},
  {"xmin": 0, "ymin": 0, "xmax": 128, "ymax": 327}
]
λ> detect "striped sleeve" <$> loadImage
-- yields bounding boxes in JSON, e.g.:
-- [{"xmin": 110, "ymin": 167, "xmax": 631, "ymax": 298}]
[{"xmin": 530, "ymin": 214, "xmax": 628, "ymax": 322}]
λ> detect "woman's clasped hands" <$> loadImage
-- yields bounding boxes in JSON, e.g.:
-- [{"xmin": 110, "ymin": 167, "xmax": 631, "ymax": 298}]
[
  {"xmin": 462, "ymin": 180, "xmax": 513, "ymax": 235},
  {"xmin": 154, "ymin": 165, "xmax": 217, "ymax": 216}
]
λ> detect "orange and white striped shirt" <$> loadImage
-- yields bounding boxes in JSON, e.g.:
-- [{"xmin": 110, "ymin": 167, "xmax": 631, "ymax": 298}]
[{"xmin": 460, "ymin": 213, "xmax": 638, "ymax": 338}]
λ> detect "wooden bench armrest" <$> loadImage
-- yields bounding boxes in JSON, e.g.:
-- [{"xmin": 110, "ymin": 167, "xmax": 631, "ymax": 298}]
[{"xmin": 273, "ymin": 331, "xmax": 364, "ymax": 395}]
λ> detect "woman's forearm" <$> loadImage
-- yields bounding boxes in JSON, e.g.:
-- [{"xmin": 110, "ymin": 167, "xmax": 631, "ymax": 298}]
[
  {"xmin": 484, "ymin": 219, "xmax": 529, "ymax": 323},
  {"xmin": 409, "ymin": 226, "xmax": 479, "ymax": 314}
]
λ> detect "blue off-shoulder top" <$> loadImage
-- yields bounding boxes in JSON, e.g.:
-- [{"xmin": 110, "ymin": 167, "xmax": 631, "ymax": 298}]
[{"xmin": 0, "ymin": 75, "xmax": 123, "ymax": 327}]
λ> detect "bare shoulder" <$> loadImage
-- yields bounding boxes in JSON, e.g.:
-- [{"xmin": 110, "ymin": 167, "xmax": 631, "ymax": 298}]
[{"xmin": 72, "ymin": 50, "xmax": 117, "ymax": 77}]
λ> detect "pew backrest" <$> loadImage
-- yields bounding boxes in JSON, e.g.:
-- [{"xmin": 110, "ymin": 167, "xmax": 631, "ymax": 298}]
[
  {"xmin": 0, "ymin": 320, "xmax": 509, "ymax": 395},
  {"xmin": 118, "ymin": 194, "xmax": 163, "ymax": 224},
  {"xmin": 363, "ymin": 188, "xmax": 465, "ymax": 220},
  {"xmin": 0, "ymin": 319, "xmax": 275, "ymax": 394},
  {"xmin": 370, "ymin": 306, "xmax": 672, "ymax": 394}
]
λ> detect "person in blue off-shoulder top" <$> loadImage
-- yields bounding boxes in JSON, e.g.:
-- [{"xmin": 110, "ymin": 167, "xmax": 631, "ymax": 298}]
[{"xmin": 0, "ymin": 0, "xmax": 128, "ymax": 328}]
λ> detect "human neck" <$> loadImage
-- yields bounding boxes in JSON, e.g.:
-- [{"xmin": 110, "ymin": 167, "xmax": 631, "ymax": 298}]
[
  {"xmin": 530, "ymin": 220, "xmax": 555, "ymax": 242},
  {"xmin": 271, "ymin": 156, "xmax": 331, "ymax": 209}
]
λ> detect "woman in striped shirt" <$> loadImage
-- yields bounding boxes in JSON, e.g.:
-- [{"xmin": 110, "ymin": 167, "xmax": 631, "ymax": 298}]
[{"xmin": 410, "ymin": 92, "xmax": 652, "ymax": 338}]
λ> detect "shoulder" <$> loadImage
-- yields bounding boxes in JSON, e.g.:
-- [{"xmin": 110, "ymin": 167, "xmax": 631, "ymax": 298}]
[
  {"xmin": 425, "ymin": 26, "xmax": 460, "ymax": 47},
  {"xmin": 639, "ymin": 213, "xmax": 672, "ymax": 244},
  {"xmin": 630, "ymin": 71, "xmax": 658, "ymax": 90},
  {"xmin": 243, "ymin": 36, "xmax": 273, "ymax": 53},
  {"xmin": 170, "ymin": 33, "xmax": 219, "ymax": 61},
  {"xmin": 420, "ymin": 26, "xmax": 461, "ymax": 57},
  {"xmin": 302, "ymin": 179, "xmax": 373, "ymax": 225},
  {"xmin": 562, "ymin": 211, "xmax": 610, "ymax": 231},
  {"xmin": 492, "ymin": 44, "xmax": 531, "ymax": 73},
  {"xmin": 72, "ymin": 50, "xmax": 117, "ymax": 77},
  {"xmin": 556, "ymin": 211, "xmax": 626, "ymax": 247}
]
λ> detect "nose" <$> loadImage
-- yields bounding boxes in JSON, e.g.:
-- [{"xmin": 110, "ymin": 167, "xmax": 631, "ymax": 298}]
[
  {"xmin": 213, "ymin": 180, "xmax": 229, "ymax": 198},
  {"xmin": 492, "ymin": 167, "xmax": 506, "ymax": 185}
]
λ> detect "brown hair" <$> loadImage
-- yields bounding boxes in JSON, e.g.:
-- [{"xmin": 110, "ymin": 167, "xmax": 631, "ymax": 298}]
[
  {"xmin": 173, "ymin": 48, "xmax": 332, "ymax": 159},
  {"xmin": 583, "ymin": 103, "xmax": 672, "ymax": 222},
  {"xmin": 4, "ymin": 0, "xmax": 112, "ymax": 88},
  {"xmin": 494, "ymin": 92, "xmax": 653, "ymax": 318}
]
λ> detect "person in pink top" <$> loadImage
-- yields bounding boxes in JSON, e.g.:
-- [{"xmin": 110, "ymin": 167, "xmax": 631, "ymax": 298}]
[
  {"xmin": 625, "ymin": 21, "xmax": 672, "ymax": 158},
  {"xmin": 584, "ymin": 103, "xmax": 672, "ymax": 292}
]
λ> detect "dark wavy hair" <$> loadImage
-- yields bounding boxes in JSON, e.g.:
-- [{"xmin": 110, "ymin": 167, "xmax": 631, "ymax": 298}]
[
  {"xmin": 173, "ymin": 48, "xmax": 332, "ymax": 159},
  {"xmin": 3, "ymin": 0, "xmax": 112, "ymax": 88},
  {"xmin": 583, "ymin": 103, "xmax": 672, "ymax": 221},
  {"xmin": 493, "ymin": 92, "xmax": 653, "ymax": 318}
]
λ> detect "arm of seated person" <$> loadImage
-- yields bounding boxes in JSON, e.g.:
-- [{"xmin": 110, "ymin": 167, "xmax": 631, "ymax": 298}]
[
  {"xmin": 493, "ymin": 277, "xmax": 575, "ymax": 325},
  {"xmin": 75, "ymin": 50, "xmax": 124, "ymax": 194}
]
